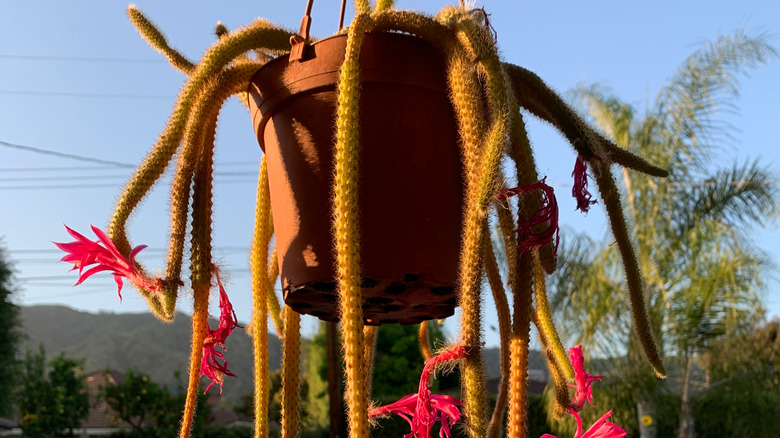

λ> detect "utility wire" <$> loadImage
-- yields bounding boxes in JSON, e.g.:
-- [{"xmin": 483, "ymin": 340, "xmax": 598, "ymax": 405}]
[
  {"xmin": 0, "ymin": 139, "xmax": 135, "ymax": 168},
  {"xmin": 0, "ymin": 179, "xmax": 257, "ymax": 190},
  {"xmin": 0, "ymin": 54, "xmax": 165, "ymax": 63},
  {"xmin": 0, "ymin": 89, "xmax": 174, "ymax": 100},
  {"xmin": 0, "ymin": 170, "xmax": 258, "ymax": 182},
  {"xmin": 1, "ymin": 89, "xmax": 173, "ymax": 99},
  {"xmin": 0, "ymin": 161, "xmax": 258, "ymax": 172},
  {"xmin": 9, "ymin": 246, "xmax": 250, "ymax": 254}
]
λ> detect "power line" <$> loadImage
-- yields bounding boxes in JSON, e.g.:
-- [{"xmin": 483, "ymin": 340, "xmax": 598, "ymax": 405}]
[
  {"xmin": 9, "ymin": 246, "xmax": 250, "ymax": 254},
  {"xmin": 0, "ymin": 174, "xmax": 129, "ymax": 182},
  {"xmin": 0, "ymin": 54, "xmax": 165, "ymax": 63},
  {"xmin": 0, "ymin": 165, "xmax": 122, "ymax": 172},
  {"xmin": 0, "ymin": 162, "xmax": 258, "ymax": 172},
  {"xmin": 0, "ymin": 139, "xmax": 135, "ymax": 168},
  {"xmin": 0, "ymin": 90, "xmax": 174, "ymax": 100},
  {"xmin": 0, "ymin": 180, "xmax": 257, "ymax": 190},
  {"xmin": 0, "ymin": 170, "xmax": 258, "ymax": 182}
]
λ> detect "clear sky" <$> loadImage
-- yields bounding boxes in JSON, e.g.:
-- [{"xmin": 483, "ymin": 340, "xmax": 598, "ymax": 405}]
[{"xmin": 1, "ymin": 0, "xmax": 778, "ymax": 348}]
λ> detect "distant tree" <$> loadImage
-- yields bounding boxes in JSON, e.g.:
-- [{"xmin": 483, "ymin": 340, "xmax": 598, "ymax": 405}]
[
  {"xmin": 699, "ymin": 318, "xmax": 780, "ymax": 392},
  {"xmin": 99, "ymin": 369, "xmax": 166, "ymax": 431},
  {"xmin": 99, "ymin": 369, "xmax": 210, "ymax": 438},
  {"xmin": 0, "ymin": 241, "xmax": 20, "ymax": 418},
  {"xmin": 18, "ymin": 345, "xmax": 89, "ymax": 437},
  {"xmin": 549, "ymin": 30, "xmax": 778, "ymax": 438}
]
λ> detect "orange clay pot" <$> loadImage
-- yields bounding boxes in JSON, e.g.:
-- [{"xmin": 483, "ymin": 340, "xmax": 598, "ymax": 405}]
[{"xmin": 248, "ymin": 32, "xmax": 464, "ymax": 325}]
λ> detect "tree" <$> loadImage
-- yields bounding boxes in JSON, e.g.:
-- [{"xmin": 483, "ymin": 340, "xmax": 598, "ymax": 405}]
[
  {"xmin": 0, "ymin": 241, "xmax": 20, "ymax": 418},
  {"xmin": 549, "ymin": 30, "xmax": 777, "ymax": 438},
  {"xmin": 17, "ymin": 345, "xmax": 89, "ymax": 437},
  {"xmin": 99, "ymin": 369, "xmax": 210, "ymax": 438}
]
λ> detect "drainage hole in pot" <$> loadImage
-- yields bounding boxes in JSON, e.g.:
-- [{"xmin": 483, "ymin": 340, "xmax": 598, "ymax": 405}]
[
  {"xmin": 319, "ymin": 293, "xmax": 338, "ymax": 302},
  {"xmin": 403, "ymin": 273, "xmax": 421, "ymax": 283},
  {"xmin": 430, "ymin": 285, "xmax": 454, "ymax": 296},
  {"xmin": 385, "ymin": 281, "xmax": 408, "ymax": 295},
  {"xmin": 292, "ymin": 302, "xmax": 313, "ymax": 310},
  {"xmin": 381, "ymin": 304, "xmax": 404, "ymax": 312},
  {"xmin": 366, "ymin": 296, "xmax": 394, "ymax": 305},
  {"xmin": 361, "ymin": 277, "xmax": 380, "ymax": 288},
  {"xmin": 310, "ymin": 281, "xmax": 337, "ymax": 292}
]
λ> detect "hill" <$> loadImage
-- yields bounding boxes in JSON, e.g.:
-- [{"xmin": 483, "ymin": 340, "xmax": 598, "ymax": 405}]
[
  {"xmin": 18, "ymin": 305, "xmax": 549, "ymax": 407},
  {"xmin": 19, "ymin": 305, "xmax": 281, "ymax": 406}
]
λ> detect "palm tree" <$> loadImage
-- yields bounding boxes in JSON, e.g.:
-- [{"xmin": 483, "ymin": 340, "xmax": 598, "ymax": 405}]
[{"xmin": 549, "ymin": 30, "xmax": 778, "ymax": 438}]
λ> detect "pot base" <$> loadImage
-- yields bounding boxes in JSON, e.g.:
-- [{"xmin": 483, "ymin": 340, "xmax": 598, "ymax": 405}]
[{"xmin": 284, "ymin": 274, "xmax": 456, "ymax": 325}]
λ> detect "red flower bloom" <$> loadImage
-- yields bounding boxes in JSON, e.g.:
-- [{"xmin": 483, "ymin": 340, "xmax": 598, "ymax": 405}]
[
  {"xmin": 200, "ymin": 271, "xmax": 240, "ymax": 394},
  {"xmin": 499, "ymin": 177, "xmax": 560, "ymax": 256},
  {"xmin": 55, "ymin": 225, "xmax": 163, "ymax": 300},
  {"xmin": 541, "ymin": 409, "xmax": 626, "ymax": 438},
  {"xmin": 568, "ymin": 345, "xmax": 604, "ymax": 412},
  {"xmin": 572, "ymin": 156, "xmax": 597, "ymax": 213},
  {"xmin": 368, "ymin": 345, "xmax": 466, "ymax": 438}
]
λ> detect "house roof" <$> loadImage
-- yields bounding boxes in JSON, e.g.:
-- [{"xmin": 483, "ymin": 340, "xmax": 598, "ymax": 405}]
[{"xmin": 84, "ymin": 370, "xmax": 134, "ymax": 430}]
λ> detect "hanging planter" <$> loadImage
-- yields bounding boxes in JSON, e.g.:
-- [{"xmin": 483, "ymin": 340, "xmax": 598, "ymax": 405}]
[
  {"xmin": 248, "ymin": 30, "xmax": 463, "ymax": 325},
  {"xmin": 55, "ymin": 2, "xmax": 674, "ymax": 438}
]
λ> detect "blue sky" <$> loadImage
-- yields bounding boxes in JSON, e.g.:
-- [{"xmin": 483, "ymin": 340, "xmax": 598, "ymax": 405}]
[{"xmin": 1, "ymin": 0, "xmax": 778, "ymax": 348}]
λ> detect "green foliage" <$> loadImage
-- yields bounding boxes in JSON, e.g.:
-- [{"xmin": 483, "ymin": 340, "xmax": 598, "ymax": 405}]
[
  {"xmin": 0, "ymin": 241, "xmax": 20, "ymax": 418},
  {"xmin": 299, "ymin": 320, "xmax": 455, "ymax": 435},
  {"xmin": 301, "ymin": 323, "xmax": 331, "ymax": 432},
  {"xmin": 100, "ymin": 369, "xmax": 210, "ymax": 438},
  {"xmin": 551, "ymin": 29, "xmax": 777, "ymax": 437},
  {"xmin": 694, "ymin": 389, "xmax": 780, "ymax": 438},
  {"xmin": 372, "ymin": 324, "xmax": 427, "ymax": 399},
  {"xmin": 17, "ymin": 345, "xmax": 89, "ymax": 437},
  {"xmin": 699, "ymin": 319, "xmax": 780, "ymax": 391}
]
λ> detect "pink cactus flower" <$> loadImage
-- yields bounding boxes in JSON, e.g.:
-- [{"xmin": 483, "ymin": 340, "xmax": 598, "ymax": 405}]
[
  {"xmin": 541, "ymin": 409, "xmax": 627, "ymax": 438},
  {"xmin": 572, "ymin": 156, "xmax": 597, "ymax": 213},
  {"xmin": 499, "ymin": 177, "xmax": 560, "ymax": 256},
  {"xmin": 55, "ymin": 225, "xmax": 164, "ymax": 300},
  {"xmin": 368, "ymin": 345, "xmax": 466, "ymax": 438},
  {"xmin": 568, "ymin": 345, "xmax": 604, "ymax": 412},
  {"xmin": 201, "ymin": 271, "xmax": 240, "ymax": 394}
]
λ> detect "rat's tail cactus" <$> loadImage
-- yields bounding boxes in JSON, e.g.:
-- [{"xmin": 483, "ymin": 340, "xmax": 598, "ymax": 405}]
[{"xmin": 56, "ymin": 2, "xmax": 669, "ymax": 437}]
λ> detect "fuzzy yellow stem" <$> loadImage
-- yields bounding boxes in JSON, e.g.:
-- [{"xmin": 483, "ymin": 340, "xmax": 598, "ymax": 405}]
[
  {"xmin": 281, "ymin": 306, "xmax": 302, "ymax": 438},
  {"xmin": 531, "ymin": 311, "xmax": 570, "ymax": 420},
  {"xmin": 418, "ymin": 321, "xmax": 433, "ymax": 361},
  {"xmin": 267, "ymin": 246, "xmax": 284, "ymax": 338},
  {"xmin": 354, "ymin": 0, "xmax": 371, "ymax": 16},
  {"xmin": 532, "ymin": 252, "xmax": 573, "ymax": 380},
  {"xmin": 179, "ymin": 119, "xmax": 216, "ymax": 438},
  {"xmin": 449, "ymin": 15, "xmax": 512, "ymax": 437},
  {"xmin": 373, "ymin": 10, "xmax": 457, "ymax": 52},
  {"xmin": 483, "ymin": 228, "xmax": 512, "ymax": 438},
  {"xmin": 110, "ymin": 19, "xmax": 294, "ymax": 263},
  {"xmin": 163, "ymin": 61, "xmax": 261, "ymax": 321},
  {"xmin": 363, "ymin": 325, "xmax": 378, "ymax": 401},
  {"xmin": 373, "ymin": 0, "xmax": 394, "ymax": 13},
  {"xmin": 333, "ymin": 14, "xmax": 373, "ymax": 438},
  {"xmin": 127, "ymin": 6, "xmax": 195, "ymax": 75},
  {"xmin": 593, "ymin": 161, "xmax": 666, "ymax": 378},
  {"xmin": 502, "ymin": 62, "xmax": 668, "ymax": 178},
  {"xmin": 250, "ymin": 158, "xmax": 272, "ymax": 438},
  {"xmin": 501, "ymin": 107, "xmax": 538, "ymax": 438},
  {"xmin": 180, "ymin": 284, "xmax": 209, "ymax": 438}
]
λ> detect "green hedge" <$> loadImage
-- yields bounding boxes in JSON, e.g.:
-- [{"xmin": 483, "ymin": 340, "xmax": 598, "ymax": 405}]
[{"xmin": 694, "ymin": 389, "xmax": 780, "ymax": 438}]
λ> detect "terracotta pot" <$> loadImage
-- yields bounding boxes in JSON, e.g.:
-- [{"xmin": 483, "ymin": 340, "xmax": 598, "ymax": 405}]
[{"xmin": 248, "ymin": 32, "xmax": 464, "ymax": 325}]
